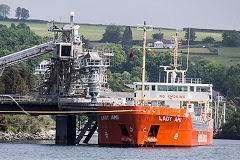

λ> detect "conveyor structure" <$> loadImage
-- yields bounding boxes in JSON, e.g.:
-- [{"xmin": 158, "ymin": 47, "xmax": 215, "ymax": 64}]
[{"xmin": 0, "ymin": 39, "xmax": 60, "ymax": 76}]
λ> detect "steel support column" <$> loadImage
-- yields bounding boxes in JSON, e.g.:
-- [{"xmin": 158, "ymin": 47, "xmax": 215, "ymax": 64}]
[
  {"xmin": 83, "ymin": 121, "xmax": 98, "ymax": 144},
  {"xmin": 74, "ymin": 115, "xmax": 96, "ymax": 144},
  {"xmin": 56, "ymin": 115, "xmax": 76, "ymax": 145}
]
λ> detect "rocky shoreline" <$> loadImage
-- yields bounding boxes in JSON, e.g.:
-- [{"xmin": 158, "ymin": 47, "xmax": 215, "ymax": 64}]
[{"xmin": 0, "ymin": 130, "xmax": 55, "ymax": 141}]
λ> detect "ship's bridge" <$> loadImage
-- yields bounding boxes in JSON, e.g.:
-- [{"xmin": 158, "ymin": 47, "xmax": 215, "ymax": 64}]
[{"xmin": 133, "ymin": 79, "xmax": 213, "ymax": 108}]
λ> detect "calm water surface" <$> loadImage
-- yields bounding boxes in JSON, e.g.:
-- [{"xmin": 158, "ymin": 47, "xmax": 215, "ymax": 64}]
[{"xmin": 0, "ymin": 138, "xmax": 240, "ymax": 160}]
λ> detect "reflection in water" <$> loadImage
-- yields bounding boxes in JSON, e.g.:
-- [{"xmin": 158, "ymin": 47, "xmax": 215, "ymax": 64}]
[{"xmin": 0, "ymin": 139, "xmax": 240, "ymax": 160}]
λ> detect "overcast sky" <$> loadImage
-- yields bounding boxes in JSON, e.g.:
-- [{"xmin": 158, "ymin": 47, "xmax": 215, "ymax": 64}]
[{"xmin": 1, "ymin": 0, "xmax": 240, "ymax": 30}]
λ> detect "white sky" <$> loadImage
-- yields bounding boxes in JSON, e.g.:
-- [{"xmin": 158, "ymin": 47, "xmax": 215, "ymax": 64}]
[{"xmin": 1, "ymin": 0, "xmax": 240, "ymax": 30}]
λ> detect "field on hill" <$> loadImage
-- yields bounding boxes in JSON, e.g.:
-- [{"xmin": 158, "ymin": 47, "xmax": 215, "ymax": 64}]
[
  {"xmin": 2, "ymin": 20, "xmax": 240, "ymax": 67},
  {"xmin": 0, "ymin": 20, "xmax": 222, "ymax": 42},
  {"xmin": 152, "ymin": 47, "xmax": 240, "ymax": 67},
  {"xmin": 191, "ymin": 47, "xmax": 240, "ymax": 67}
]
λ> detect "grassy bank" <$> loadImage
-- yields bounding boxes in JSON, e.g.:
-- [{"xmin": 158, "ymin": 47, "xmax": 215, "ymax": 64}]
[
  {"xmin": 3, "ymin": 20, "xmax": 239, "ymax": 66},
  {"xmin": 188, "ymin": 47, "xmax": 240, "ymax": 67},
  {"xmin": 0, "ymin": 20, "xmax": 222, "ymax": 42}
]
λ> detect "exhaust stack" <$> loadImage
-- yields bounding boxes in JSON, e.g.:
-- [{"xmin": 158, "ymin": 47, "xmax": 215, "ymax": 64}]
[{"xmin": 70, "ymin": 12, "xmax": 75, "ymax": 25}]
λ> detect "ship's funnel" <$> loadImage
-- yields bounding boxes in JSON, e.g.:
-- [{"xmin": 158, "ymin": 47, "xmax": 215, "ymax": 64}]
[{"xmin": 70, "ymin": 12, "xmax": 75, "ymax": 24}]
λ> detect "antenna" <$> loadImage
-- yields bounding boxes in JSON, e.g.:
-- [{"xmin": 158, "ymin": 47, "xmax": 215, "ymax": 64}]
[
  {"xmin": 164, "ymin": 33, "xmax": 187, "ymax": 83},
  {"xmin": 186, "ymin": 27, "xmax": 190, "ymax": 71}
]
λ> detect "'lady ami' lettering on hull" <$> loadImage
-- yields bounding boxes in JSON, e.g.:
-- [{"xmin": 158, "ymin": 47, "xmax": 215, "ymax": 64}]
[
  {"xmin": 101, "ymin": 115, "xmax": 119, "ymax": 120},
  {"xmin": 159, "ymin": 116, "xmax": 182, "ymax": 122}
]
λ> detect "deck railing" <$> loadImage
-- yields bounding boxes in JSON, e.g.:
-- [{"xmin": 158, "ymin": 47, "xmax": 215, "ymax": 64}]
[
  {"xmin": 0, "ymin": 95, "xmax": 35, "ymax": 103},
  {"xmin": 176, "ymin": 78, "xmax": 202, "ymax": 84}
]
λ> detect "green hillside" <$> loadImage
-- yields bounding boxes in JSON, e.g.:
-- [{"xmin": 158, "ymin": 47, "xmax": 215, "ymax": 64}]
[
  {"xmin": 190, "ymin": 47, "xmax": 240, "ymax": 67},
  {"xmin": 2, "ymin": 20, "xmax": 240, "ymax": 67},
  {"xmin": 0, "ymin": 20, "xmax": 222, "ymax": 42}
]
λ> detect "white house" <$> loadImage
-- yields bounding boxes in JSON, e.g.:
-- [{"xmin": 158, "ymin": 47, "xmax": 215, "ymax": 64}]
[
  {"xmin": 154, "ymin": 41, "xmax": 164, "ymax": 48},
  {"xmin": 212, "ymin": 90, "xmax": 226, "ymax": 102},
  {"xmin": 162, "ymin": 39, "xmax": 175, "ymax": 49},
  {"xmin": 147, "ymin": 39, "xmax": 175, "ymax": 49},
  {"xmin": 35, "ymin": 60, "xmax": 50, "ymax": 75}
]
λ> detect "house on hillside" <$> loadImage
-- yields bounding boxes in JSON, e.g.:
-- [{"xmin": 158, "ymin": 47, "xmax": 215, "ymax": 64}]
[
  {"xmin": 146, "ymin": 39, "xmax": 156, "ymax": 47},
  {"xmin": 154, "ymin": 41, "xmax": 164, "ymax": 48},
  {"xmin": 162, "ymin": 39, "xmax": 175, "ymax": 49},
  {"xmin": 88, "ymin": 42, "xmax": 112, "ymax": 48},
  {"xmin": 35, "ymin": 60, "xmax": 50, "ymax": 75},
  {"xmin": 212, "ymin": 90, "xmax": 226, "ymax": 102},
  {"xmin": 146, "ymin": 39, "xmax": 175, "ymax": 49}
]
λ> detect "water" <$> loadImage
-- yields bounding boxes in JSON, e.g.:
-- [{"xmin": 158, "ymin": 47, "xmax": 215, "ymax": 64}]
[{"xmin": 0, "ymin": 139, "xmax": 240, "ymax": 160}]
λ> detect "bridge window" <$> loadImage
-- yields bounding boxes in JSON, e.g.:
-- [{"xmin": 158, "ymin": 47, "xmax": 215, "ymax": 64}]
[
  {"xmin": 157, "ymin": 85, "xmax": 167, "ymax": 91},
  {"xmin": 152, "ymin": 85, "xmax": 156, "ymax": 91},
  {"xmin": 190, "ymin": 86, "xmax": 194, "ymax": 92},
  {"xmin": 41, "ymin": 65, "xmax": 46, "ymax": 69},
  {"xmin": 136, "ymin": 85, "xmax": 142, "ymax": 90},
  {"xmin": 168, "ymin": 85, "xmax": 177, "ymax": 91},
  {"xmin": 196, "ymin": 87, "xmax": 209, "ymax": 92},
  {"xmin": 145, "ymin": 85, "xmax": 149, "ymax": 91},
  {"xmin": 135, "ymin": 84, "xmax": 151, "ymax": 90},
  {"xmin": 178, "ymin": 86, "xmax": 188, "ymax": 92}
]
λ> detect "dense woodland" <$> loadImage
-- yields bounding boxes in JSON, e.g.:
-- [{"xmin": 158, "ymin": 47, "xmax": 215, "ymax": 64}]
[
  {"xmin": 0, "ymin": 23, "xmax": 53, "ymax": 133},
  {"xmin": 0, "ymin": 22, "xmax": 240, "ymax": 138}
]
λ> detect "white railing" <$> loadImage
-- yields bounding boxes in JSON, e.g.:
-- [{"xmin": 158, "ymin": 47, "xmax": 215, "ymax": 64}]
[
  {"xmin": 0, "ymin": 95, "xmax": 35, "ymax": 102},
  {"xmin": 176, "ymin": 78, "xmax": 202, "ymax": 84}
]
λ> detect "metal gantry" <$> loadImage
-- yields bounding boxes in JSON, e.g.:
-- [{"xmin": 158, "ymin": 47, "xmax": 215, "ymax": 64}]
[{"xmin": 38, "ymin": 15, "xmax": 113, "ymax": 104}]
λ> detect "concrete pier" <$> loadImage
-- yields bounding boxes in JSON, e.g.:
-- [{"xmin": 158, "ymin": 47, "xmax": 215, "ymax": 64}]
[
  {"xmin": 0, "ymin": 102, "xmax": 99, "ymax": 145},
  {"xmin": 56, "ymin": 115, "xmax": 76, "ymax": 145}
]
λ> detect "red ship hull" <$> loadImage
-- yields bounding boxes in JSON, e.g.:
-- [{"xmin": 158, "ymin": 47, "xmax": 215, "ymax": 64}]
[{"xmin": 98, "ymin": 106, "xmax": 213, "ymax": 147}]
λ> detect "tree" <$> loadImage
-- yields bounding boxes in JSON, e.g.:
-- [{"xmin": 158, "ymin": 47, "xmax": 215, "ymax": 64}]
[
  {"xmin": 15, "ymin": 7, "xmax": 22, "ymax": 19},
  {"xmin": 0, "ymin": 23, "xmax": 44, "ymax": 72},
  {"xmin": 152, "ymin": 32, "xmax": 164, "ymax": 40},
  {"xmin": 186, "ymin": 59, "xmax": 227, "ymax": 94},
  {"xmin": 0, "ymin": 4, "xmax": 10, "ymax": 19},
  {"xmin": 184, "ymin": 28, "xmax": 196, "ymax": 42},
  {"xmin": 224, "ymin": 64, "xmax": 240, "ymax": 99},
  {"xmin": 108, "ymin": 44, "xmax": 127, "ymax": 73},
  {"xmin": 222, "ymin": 30, "xmax": 240, "ymax": 47},
  {"xmin": 1, "ymin": 67, "xmax": 29, "ymax": 94},
  {"xmin": 21, "ymin": 8, "xmax": 29, "ymax": 20},
  {"xmin": 122, "ymin": 26, "xmax": 132, "ymax": 45},
  {"xmin": 81, "ymin": 35, "xmax": 89, "ymax": 48},
  {"xmin": 202, "ymin": 36, "xmax": 215, "ymax": 44},
  {"xmin": 217, "ymin": 109, "xmax": 240, "ymax": 139},
  {"xmin": 16, "ymin": 23, "xmax": 30, "ymax": 30},
  {"xmin": 102, "ymin": 25, "xmax": 122, "ymax": 43},
  {"xmin": 10, "ymin": 23, "xmax": 16, "ymax": 29},
  {"xmin": 18, "ymin": 67, "xmax": 36, "ymax": 92}
]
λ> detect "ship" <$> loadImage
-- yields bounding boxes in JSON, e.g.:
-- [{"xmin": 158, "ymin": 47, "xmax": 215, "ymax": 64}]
[{"xmin": 97, "ymin": 23, "xmax": 213, "ymax": 147}]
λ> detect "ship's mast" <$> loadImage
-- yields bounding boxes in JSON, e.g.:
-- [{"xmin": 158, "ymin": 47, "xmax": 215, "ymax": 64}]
[
  {"xmin": 165, "ymin": 33, "xmax": 186, "ymax": 83},
  {"xmin": 137, "ymin": 22, "xmax": 153, "ymax": 104},
  {"xmin": 173, "ymin": 33, "xmax": 179, "ymax": 70}
]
